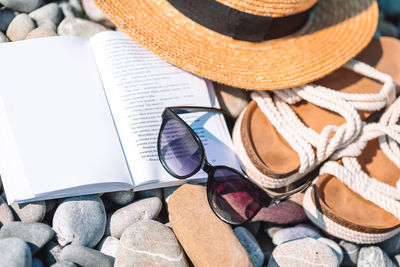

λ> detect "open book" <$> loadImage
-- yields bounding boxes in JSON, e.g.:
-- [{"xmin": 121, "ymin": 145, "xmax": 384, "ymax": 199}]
[{"xmin": 0, "ymin": 31, "xmax": 240, "ymax": 204}]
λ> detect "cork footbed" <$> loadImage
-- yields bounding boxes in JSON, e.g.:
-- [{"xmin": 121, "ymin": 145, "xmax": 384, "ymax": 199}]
[{"xmin": 241, "ymin": 37, "xmax": 400, "ymax": 178}]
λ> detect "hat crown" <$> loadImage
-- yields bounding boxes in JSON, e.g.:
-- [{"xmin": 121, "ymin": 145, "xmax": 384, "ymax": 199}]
[{"xmin": 217, "ymin": 0, "xmax": 318, "ymax": 17}]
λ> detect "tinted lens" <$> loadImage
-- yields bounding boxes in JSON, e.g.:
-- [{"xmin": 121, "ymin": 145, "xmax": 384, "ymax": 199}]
[
  {"xmin": 208, "ymin": 167, "xmax": 271, "ymax": 224},
  {"xmin": 159, "ymin": 117, "xmax": 203, "ymax": 177}
]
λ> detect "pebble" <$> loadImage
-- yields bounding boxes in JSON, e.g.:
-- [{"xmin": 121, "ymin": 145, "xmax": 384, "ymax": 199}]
[
  {"xmin": 11, "ymin": 200, "xmax": 46, "ymax": 222},
  {"xmin": 29, "ymin": 3, "xmax": 62, "ymax": 26},
  {"xmin": 60, "ymin": 245, "xmax": 114, "ymax": 267},
  {"xmin": 268, "ymin": 237, "xmax": 339, "ymax": 267},
  {"xmin": 38, "ymin": 241, "xmax": 62, "ymax": 266},
  {"xmin": 272, "ymin": 224, "xmax": 319, "ymax": 245},
  {"xmin": 37, "ymin": 20, "xmax": 56, "ymax": 31},
  {"xmin": 51, "ymin": 261, "xmax": 77, "ymax": 267},
  {"xmin": 213, "ymin": 82, "xmax": 250, "ymax": 118},
  {"xmin": 234, "ymin": 226, "xmax": 264, "ymax": 267},
  {"xmin": 107, "ymin": 197, "xmax": 162, "ymax": 238},
  {"xmin": 6, "ymin": 14, "xmax": 36, "ymax": 41},
  {"xmin": 57, "ymin": 17, "xmax": 108, "ymax": 39},
  {"xmin": 378, "ymin": 0, "xmax": 400, "ymax": 17},
  {"xmin": 315, "ymin": 236, "xmax": 343, "ymax": 265},
  {"xmin": 45, "ymin": 199, "xmax": 57, "ymax": 213},
  {"xmin": 0, "ymin": 195, "xmax": 14, "ymax": 227},
  {"xmin": 81, "ymin": 0, "xmax": 114, "ymax": 27},
  {"xmin": 168, "ymin": 184, "xmax": 253, "ymax": 266},
  {"xmin": 0, "ymin": 237, "xmax": 32, "ymax": 267},
  {"xmin": 59, "ymin": 3, "xmax": 76, "ymax": 18},
  {"xmin": 0, "ymin": 8, "xmax": 15, "ymax": 32},
  {"xmin": 252, "ymin": 200, "xmax": 308, "ymax": 224},
  {"xmin": 244, "ymin": 222, "xmax": 261, "ymax": 236},
  {"xmin": 0, "ymin": 0, "xmax": 43, "ymax": 13},
  {"xmin": 0, "ymin": 222, "xmax": 54, "ymax": 255},
  {"xmin": 136, "ymin": 188, "xmax": 163, "ymax": 200},
  {"xmin": 379, "ymin": 232, "xmax": 400, "ymax": 256},
  {"xmin": 52, "ymin": 195, "xmax": 106, "ymax": 248},
  {"xmin": 104, "ymin": 190, "xmax": 135, "ymax": 205},
  {"xmin": 265, "ymin": 226, "xmax": 283, "ymax": 239},
  {"xmin": 339, "ymin": 240, "xmax": 360, "ymax": 266},
  {"xmin": 357, "ymin": 246, "xmax": 396, "ymax": 267},
  {"xmin": 32, "ymin": 257, "xmax": 44, "ymax": 267},
  {"xmin": 393, "ymin": 254, "xmax": 400, "ymax": 267},
  {"xmin": 163, "ymin": 186, "xmax": 179, "ymax": 203},
  {"xmin": 25, "ymin": 27, "xmax": 57, "ymax": 39},
  {"xmin": 255, "ymin": 233, "xmax": 275, "ymax": 262},
  {"xmin": 115, "ymin": 220, "xmax": 188, "ymax": 266},
  {"xmin": 378, "ymin": 19, "xmax": 399, "ymax": 38},
  {"xmin": 97, "ymin": 236, "xmax": 119, "ymax": 258},
  {"xmin": 69, "ymin": 0, "xmax": 84, "ymax": 17}
]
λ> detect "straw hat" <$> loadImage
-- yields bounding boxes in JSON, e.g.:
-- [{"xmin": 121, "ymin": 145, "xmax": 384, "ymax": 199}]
[{"xmin": 95, "ymin": 0, "xmax": 378, "ymax": 90}]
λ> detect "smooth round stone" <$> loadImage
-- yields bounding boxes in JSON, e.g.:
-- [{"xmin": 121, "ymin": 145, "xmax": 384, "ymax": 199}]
[
  {"xmin": 32, "ymin": 257, "xmax": 44, "ymax": 267},
  {"xmin": 0, "ymin": 31, "xmax": 8, "ymax": 43},
  {"xmin": 272, "ymin": 224, "xmax": 319, "ymax": 245},
  {"xmin": 57, "ymin": 17, "xmax": 108, "ymax": 39},
  {"xmin": 6, "ymin": 14, "xmax": 36, "ymax": 41},
  {"xmin": 10, "ymin": 200, "xmax": 46, "ymax": 222},
  {"xmin": 53, "ymin": 195, "xmax": 106, "ymax": 248},
  {"xmin": 265, "ymin": 226, "xmax": 283, "ymax": 239},
  {"xmin": 379, "ymin": 232, "xmax": 400, "ymax": 256},
  {"xmin": 136, "ymin": 188, "xmax": 163, "ymax": 200},
  {"xmin": 315, "ymin": 236, "xmax": 343, "ymax": 265},
  {"xmin": 81, "ymin": 0, "xmax": 113, "ymax": 27},
  {"xmin": 244, "ymin": 222, "xmax": 261, "ymax": 236},
  {"xmin": 107, "ymin": 197, "xmax": 162, "ymax": 239},
  {"xmin": 213, "ymin": 83, "xmax": 250, "ymax": 118},
  {"xmin": 97, "ymin": 236, "xmax": 119, "ymax": 258},
  {"xmin": 115, "ymin": 220, "xmax": 188, "ymax": 266},
  {"xmin": 339, "ymin": 240, "xmax": 360, "ymax": 266},
  {"xmin": 29, "ymin": 3, "xmax": 62, "ymax": 26},
  {"xmin": 0, "ymin": 222, "xmax": 54, "ymax": 255},
  {"xmin": 59, "ymin": 3, "xmax": 76, "ymax": 18},
  {"xmin": 51, "ymin": 261, "xmax": 77, "ymax": 267},
  {"xmin": 168, "ymin": 184, "xmax": 252, "ymax": 266},
  {"xmin": 38, "ymin": 241, "xmax": 62, "ymax": 266},
  {"xmin": 25, "ymin": 27, "xmax": 57, "ymax": 39},
  {"xmin": 0, "ymin": 237, "xmax": 32, "ymax": 267},
  {"xmin": 268, "ymin": 237, "xmax": 339, "ymax": 267},
  {"xmin": 104, "ymin": 190, "xmax": 135, "ymax": 206},
  {"xmin": 0, "ymin": 0, "xmax": 43, "ymax": 13},
  {"xmin": 69, "ymin": 0, "xmax": 83, "ymax": 15},
  {"xmin": 234, "ymin": 227, "xmax": 264, "ymax": 267},
  {"xmin": 378, "ymin": 19, "xmax": 399, "ymax": 38},
  {"xmin": 252, "ymin": 200, "xmax": 308, "ymax": 224},
  {"xmin": 0, "ymin": 9, "xmax": 15, "ymax": 32},
  {"xmin": 358, "ymin": 246, "xmax": 396, "ymax": 267},
  {"xmin": 0, "ymin": 195, "xmax": 14, "ymax": 227},
  {"xmin": 60, "ymin": 245, "xmax": 114, "ymax": 267}
]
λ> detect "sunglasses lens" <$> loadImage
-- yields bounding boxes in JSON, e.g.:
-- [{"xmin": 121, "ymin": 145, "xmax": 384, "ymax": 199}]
[
  {"xmin": 208, "ymin": 167, "xmax": 271, "ymax": 224},
  {"xmin": 159, "ymin": 117, "xmax": 203, "ymax": 177}
]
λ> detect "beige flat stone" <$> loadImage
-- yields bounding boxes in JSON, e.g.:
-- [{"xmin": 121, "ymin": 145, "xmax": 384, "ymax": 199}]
[{"xmin": 168, "ymin": 184, "xmax": 253, "ymax": 267}]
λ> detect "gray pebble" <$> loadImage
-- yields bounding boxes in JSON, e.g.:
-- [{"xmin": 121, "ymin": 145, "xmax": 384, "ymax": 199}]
[
  {"xmin": 29, "ymin": 3, "xmax": 62, "ymax": 26},
  {"xmin": 57, "ymin": 17, "xmax": 108, "ymax": 39},
  {"xmin": 60, "ymin": 245, "xmax": 114, "ymax": 267},
  {"xmin": 272, "ymin": 224, "xmax": 319, "ymax": 245},
  {"xmin": 38, "ymin": 240, "xmax": 62, "ymax": 266},
  {"xmin": 37, "ymin": 20, "xmax": 56, "ymax": 31},
  {"xmin": 358, "ymin": 246, "xmax": 396, "ymax": 267},
  {"xmin": 32, "ymin": 257, "xmax": 44, "ymax": 267},
  {"xmin": 81, "ymin": 0, "xmax": 110, "ymax": 23},
  {"xmin": 46, "ymin": 199, "xmax": 57, "ymax": 213},
  {"xmin": 0, "ymin": 222, "xmax": 54, "ymax": 255},
  {"xmin": 0, "ymin": 0, "xmax": 43, "ymax": 13},
  {"xmin": 0, "ymin": 237, "xmax": 32, "ymax": 267},
  {"xmin": 11, "ymin": 200, "xmax": 46, "ymax": 222},
  {"xmin": 136, "ymin": 188, "xmax": 163, "ymax": 200},
  {"xmin": 234, "ymin": 226, "xmax": 264, "ymax": 267},
  {"xmin": 0, "ymin": 31, "xmax": 10, "ymax": 43},
  {"xmin": 59, "ymin": 3, "xmax": 77, "ymax": 18},
  {"xmin": 163, "ymin": 186, "xmax": 179, "ymax": 203},
  {"xmin": 315, "ymin": 236, "xmax": 343, "ymax": 265},
  {"xmin": 50, "ymin": 261, "xmax": 77, "ymax": 267},
  {"xmin": 0, "ymin": 195, "xmax": 14, "ymax": 227},
  {"xmin": 6, "ymin": 14, "xmax": 36, "ymax": 41},
  {"xmin": 97, "ymin": 236, "xmax": 119, "ymax": 258},
  {"xmin": 104, "ymin": 190, "xmax": 135, "ymax": 206},
  {"xmin": 106, "ymin": 197, "xmax": 162, "ymax": 238},
  {"xmin": 379, "ymin": 232, "xmax": 400, "ymax": 256},
  {"xmin": 69, "ymin": 0, "xmax": 83, "ymax": 16},
  {"xmin": 0, "ymin": 9, "xmax": 15, "ymax": 32},
  {"xmin": 115, "ymin": 220, "xmax": 188, "ymax": 266},
  {"xmin": 244, "ymin": 222, "xmax": 261, "ymax": 236},
  {"xmin": 339, "ymin": 240, "xmax": 360, "ymax": 266},
  {"xmin": 53, "ymin": 195, "xmax": 106, "ymax": 248}
]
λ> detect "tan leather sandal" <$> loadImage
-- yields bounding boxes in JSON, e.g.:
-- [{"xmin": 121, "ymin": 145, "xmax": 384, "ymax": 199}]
[
  {"xmin": 233, "ymin": 37, "xmax": 400, "ymax": 193},
  {"xmin": 303, "ymin": 96, "xmax": 400, "ymax": 244}
]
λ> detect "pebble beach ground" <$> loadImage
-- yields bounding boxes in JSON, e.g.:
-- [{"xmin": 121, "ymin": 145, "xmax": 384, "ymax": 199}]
[{"xmin": 0, "ymin": 0, "xmax": 400, "ymax": 266}]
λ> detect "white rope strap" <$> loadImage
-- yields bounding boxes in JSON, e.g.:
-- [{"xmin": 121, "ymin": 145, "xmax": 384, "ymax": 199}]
[
  {"xmin": 251, "ymin": 60, "xmax": 397, "ymax": 175},
  {"xmin": 320, "ymin": 97, "xmax": 400, "ymax": 220}
]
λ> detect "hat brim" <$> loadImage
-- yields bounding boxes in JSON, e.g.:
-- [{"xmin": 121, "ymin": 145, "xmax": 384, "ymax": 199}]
[{"xmin": 95, "ymin": 0, "xmax": 378, "ymax": 90}]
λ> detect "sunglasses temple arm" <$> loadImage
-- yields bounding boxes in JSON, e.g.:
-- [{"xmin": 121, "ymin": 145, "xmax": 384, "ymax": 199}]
[{"xmin": 169, "ymin": 106, "xmax": 233, "ymax": 119}]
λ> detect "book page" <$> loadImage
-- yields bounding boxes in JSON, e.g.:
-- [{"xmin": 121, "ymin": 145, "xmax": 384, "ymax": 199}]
[
  {"xmin": 0, "ymin": 36, "xmax": 132, "ymax": 203},
  {"xmin": 90, "ymin": 31, "xmax": 241, "ymax": 187}
]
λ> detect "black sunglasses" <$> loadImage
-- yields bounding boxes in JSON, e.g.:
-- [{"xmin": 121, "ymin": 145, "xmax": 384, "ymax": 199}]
[{"xmin": 157, "ymin": 106, "xmax": 312, "ymax": 225}]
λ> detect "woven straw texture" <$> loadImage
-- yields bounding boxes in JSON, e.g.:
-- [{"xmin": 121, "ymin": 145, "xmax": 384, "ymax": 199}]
[
  {"xmin": 95, "ymin": 0, "xmax": 378, "ymax": 90},
  {"xmin": 216, "ymin": 0, "xmax": 318, "ymax": 17}
]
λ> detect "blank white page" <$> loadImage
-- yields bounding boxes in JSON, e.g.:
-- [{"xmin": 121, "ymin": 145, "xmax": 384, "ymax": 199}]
[{"xmin": 0, "ymin": 36, "xmax": 132, "ymax": 203}]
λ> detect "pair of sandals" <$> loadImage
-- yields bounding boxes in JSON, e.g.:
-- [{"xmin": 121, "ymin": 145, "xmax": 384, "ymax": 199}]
[{"xmin": 233, "ymin": 37, "xmax": 400, "ymax": 244}]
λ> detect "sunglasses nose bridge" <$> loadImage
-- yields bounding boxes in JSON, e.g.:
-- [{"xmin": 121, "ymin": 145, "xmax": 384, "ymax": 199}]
[{"xmin": 202, "ymin": 160, "xmax": 213, "ymax": 174}]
